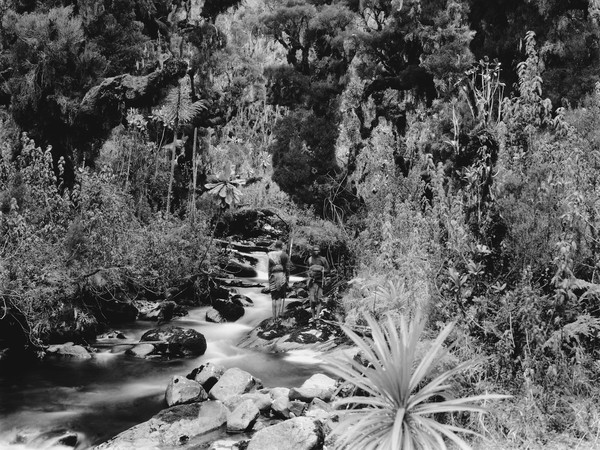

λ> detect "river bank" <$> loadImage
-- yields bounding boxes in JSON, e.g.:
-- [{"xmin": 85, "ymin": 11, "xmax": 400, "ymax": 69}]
[{"xmin": 0, "ymin": 246, "xmax": 346, "ymax": 449}]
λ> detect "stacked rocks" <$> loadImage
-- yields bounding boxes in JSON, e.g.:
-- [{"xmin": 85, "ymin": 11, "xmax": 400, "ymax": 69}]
[{"xmin": 94, "ymin": 365, "xmax": 339, "ymax": 450}]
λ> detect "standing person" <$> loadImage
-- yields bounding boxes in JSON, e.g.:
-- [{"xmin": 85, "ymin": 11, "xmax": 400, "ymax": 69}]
[
  {"xmin": 307, "ymin": 246, "xmax": 329, "ymax": 321},
  {"xmin": 268, "ymin": 240, "xmax": 289, "ymax": 323}
]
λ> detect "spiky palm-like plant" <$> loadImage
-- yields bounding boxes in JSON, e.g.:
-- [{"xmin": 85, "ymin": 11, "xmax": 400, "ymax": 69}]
[{"xmin": 326, "ymin": 313, "xmax": 508, "ymax": 450}]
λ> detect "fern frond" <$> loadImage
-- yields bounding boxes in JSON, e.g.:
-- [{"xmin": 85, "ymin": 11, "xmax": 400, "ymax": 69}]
[{"xmin": 157, "ymin": 79, "xmax": 208, "ymax": 126}]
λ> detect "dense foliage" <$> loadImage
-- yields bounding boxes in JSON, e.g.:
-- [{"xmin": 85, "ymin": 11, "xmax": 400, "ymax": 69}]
[{"xmin": 3, "ymin": 0, "xmax": 600, "ymax": 447}]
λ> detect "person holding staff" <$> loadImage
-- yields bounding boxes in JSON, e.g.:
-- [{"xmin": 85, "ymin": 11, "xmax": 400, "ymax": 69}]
[
  {"xmin": 267, "ymin": 240, "xmax": 289, "ymax": 322},
  {"xmin": 307, "ymin": 245, "xmax": 329, "ymax": 321}
]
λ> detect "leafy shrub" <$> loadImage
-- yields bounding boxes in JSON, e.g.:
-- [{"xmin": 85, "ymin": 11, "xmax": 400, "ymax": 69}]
[{"xmin": 0, "ymin": 134, "xmax": 216, "ymax": 347}]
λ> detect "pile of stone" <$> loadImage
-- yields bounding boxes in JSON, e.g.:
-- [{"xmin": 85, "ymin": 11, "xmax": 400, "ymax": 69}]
[{"xmin": 95, "ymin": 363, "xmax": 339, "ymax": 450}]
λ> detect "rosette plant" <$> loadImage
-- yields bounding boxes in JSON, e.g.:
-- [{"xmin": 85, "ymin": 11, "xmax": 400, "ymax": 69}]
[
  {"xmin": 204, "ymin": 180, "xmax": 242, "ymax": 209},
  {"xmin": 326, "ymin": 313, "xmax": 508, "ymax": 450}
]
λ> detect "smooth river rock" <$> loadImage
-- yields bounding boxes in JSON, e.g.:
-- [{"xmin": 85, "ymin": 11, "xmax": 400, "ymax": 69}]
[
  {"xmin": 226, "ymin": 399, "xmax": 260, "ymax": 433},
  {"xmin": 165, "ymin": 375, "xmax": 208, "ymax": 407},
  {"xmin": 46, "ymin": 343, "xmax": 91, "ymax": 359},
  {"xmin": 288, "ymin": 387, "xmax": 332, "ymax": 402},
  {"xmin": 209, "ymin": 368, "xmax": 258, "ymax": 402},
  {"xmin": 224, "ymin": 392, "xmax": 272, "ymax": 412},
  {"xmin": 305, "ymin": 398, "xmax": 333, "ymax": 421},
  {"xmin": 125, "ymin": 343, "xmax": 154, "ymax": 358},
  {"xmin": 289, "ymin": 374, "xmax": 337, "ymax": 402},
  {"xmin": 247, "ymin": 417, "xmax": 324, "ymax": 450},
  {"xmin": 94, "ymin": 401, "xmax": 228, "ymax": 449},
  {"xmin": 271, "ymin": 397, "xmax": 291, "ymax": 419},
  {"xmin": 301, "ymin": 374, "xmax": 337, "ymax": 391},
  {"xmin": 188, "ymin": 362, "xmax": 226, "ymax": 391}
]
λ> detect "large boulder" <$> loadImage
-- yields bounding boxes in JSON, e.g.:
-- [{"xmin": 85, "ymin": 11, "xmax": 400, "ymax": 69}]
[
  {"xmin": 224, "ymin": 392, "xmax": 272, "ymax": 412},
  {"xmin": 95, "ymin": 401, "xmax": 228, "ymax": 449},
  {"xmin": 289, "ymin": 400, "xmax": 307, "ymax": 417},
  {"xmin": 247, "ymin": 417, "xmax": 324, "ymax": 450},
  {"xmin": 187, "ymin": 362, "xmax": 226, "ymax": 391},
  {"xmin": 213, "ymin": 298, "xmax": 245, "ymax": 322},
  {"xmin": 140, "ymin": 326, "xmax": 206, "ymax": 357},
  {"xmin": 226, "ymin": 399, "xmax": 260, "ymax": 433},
  {"xmin": 231, "ymin": 294, "xmax": 254, "ymax": 307},
  {"xmin": 222, "ymin": 259, "xmax": 258, "ymax": 278},
  {"xmin": 289, "ymin": 374, "xmax": 337, "ymax": 402},
  {"xmin": 271, "ymin": 397, "xmax": 291, "ymax": 419},
  {"xmin": 165, "ymin": 376, "xmax": 208, "ymax": 407},
  {"xmin": 288, "ymin": 387, "xmax": 332, "ymax": 403},
  {"xmin": 265, "ymin": 387, "xmax": 290, "ymax": 400},
  {"xmin": 209, "ymin": 368, "xmax": 258, "ymax": 402},
  {"xmin": 305, "ymin": 398, "xmax": 333, "ymax": 422},
  {"xmin": 46, "ymin": 343, "xmax": 91, "ymax": 359},
  {"xmin": 301, "ymin": 374, "xmax": 337, "ymax": 390}
]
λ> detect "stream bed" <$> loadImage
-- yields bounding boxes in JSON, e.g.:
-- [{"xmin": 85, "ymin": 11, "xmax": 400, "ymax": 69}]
[{"xmin": 0, "ymin": 254, "xmax": 325, "ymax": 449}]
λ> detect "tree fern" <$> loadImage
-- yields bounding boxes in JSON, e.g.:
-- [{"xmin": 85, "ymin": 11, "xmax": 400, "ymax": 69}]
[
  {"xmin": 154, "ymin": 78, "xmax": 208, "ymax": 214},
  {"xmin": 157, "ymin": 80, "xmax": 208, "ymax": 126}
]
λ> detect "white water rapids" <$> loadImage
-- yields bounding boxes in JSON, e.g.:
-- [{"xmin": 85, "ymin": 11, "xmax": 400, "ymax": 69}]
[{"xmin": 0, "ymin": 253, "xmax": 325, "ymax": 449}]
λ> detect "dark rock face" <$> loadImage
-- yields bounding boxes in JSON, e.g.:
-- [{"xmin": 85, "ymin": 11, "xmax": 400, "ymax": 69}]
[
  {"xmin": 137, "ymin": 301, "xmax": 186, "ymax": 323},
  {"xmin": 255, "ymin": 306, "xmax": 311, "ymax": 341},
  {"xmin": 140, "ymin": 326, "xmax": 207, "ymax": 357},
  {"xmin": 84, "ymin": 298, "xmax": 139, "ymax": 323},
  {"xmin": 231, "ymin": 294, "xmax": 254, "ymax": 307},
  {"xmin": 220, "ymin": 279, "xmax": 264, "ymax": 289},
  {"xmin": 222, "ymin": 259, "xmax": 258, "ymax": 278},
  {"xmin": 213, "ymin": 297, "xmax": 245, "ymax": 322},
  {"xmin": 76, "ymin": 58, "xmax": 188, "ymax": 155},
  {"xmin": 215, "ymin": 208, "xmax": 288, "ymax": 241}
]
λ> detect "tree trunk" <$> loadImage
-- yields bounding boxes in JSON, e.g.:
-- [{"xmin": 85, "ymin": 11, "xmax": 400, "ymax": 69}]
[
  {"xmin": 154, "ymin": 126, "xmax": 167, "ymax": 180},
  {"xmin": 190, "ymin": 127, "xmax": 198, "ymax": 222},
  {"xmin": 166, "ymin": 130, "xmax": 177, "ymax": 214},
  {"xmin": 125, "ymin": 144, "xmax": 132, "ymax": 190},
  {"xmin": 166, "ymin": 85, "xmax": 182, "ymax": 214}
]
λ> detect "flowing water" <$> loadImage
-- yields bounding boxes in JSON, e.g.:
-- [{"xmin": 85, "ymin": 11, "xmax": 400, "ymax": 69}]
[{"xmin": 0, "ymin": 253, "xmax": 325, "ymax": 449}]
